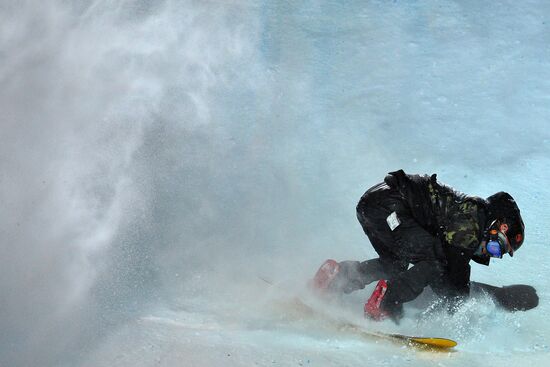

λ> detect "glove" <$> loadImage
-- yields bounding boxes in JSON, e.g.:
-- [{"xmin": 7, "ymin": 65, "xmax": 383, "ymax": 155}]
[
  {"xmin": 364, "ymin": 280, "xmax": 403, "ymax": 323},
  {"xmin": 470, "ymin": 282, "xmax": 538, "ymax": 311},
  {"xmin": 493, "ymin": 284, "xmax": 539, "ymax": 311}
]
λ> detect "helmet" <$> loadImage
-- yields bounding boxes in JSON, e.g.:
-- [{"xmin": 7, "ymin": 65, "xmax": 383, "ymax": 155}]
[{"xmin": 486, "ymin": 192, "xmax": 524, "ymax": 255}]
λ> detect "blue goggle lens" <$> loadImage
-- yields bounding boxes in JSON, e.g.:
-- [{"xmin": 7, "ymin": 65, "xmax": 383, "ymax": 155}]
[{"xmin": 486, "ymin": 240, "xmax": 503, "ymax": 258}]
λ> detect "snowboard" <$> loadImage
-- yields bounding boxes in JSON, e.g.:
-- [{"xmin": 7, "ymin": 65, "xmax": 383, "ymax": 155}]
[
  {"xmin": 260, "ymin": 277, "xmax": 457, "ymax": 350},
  {"xmin": 293, "ymin": 296, "xmax": 457, "ymax": 350}
]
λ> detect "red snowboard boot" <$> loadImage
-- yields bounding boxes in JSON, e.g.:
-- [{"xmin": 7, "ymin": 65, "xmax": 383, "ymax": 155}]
[{"xmin": 310, "ymin": 259, "xmax": 340, "ymax": 292}]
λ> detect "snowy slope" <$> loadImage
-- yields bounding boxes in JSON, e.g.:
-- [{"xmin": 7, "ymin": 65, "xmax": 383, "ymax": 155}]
[{"xmin": 2, "ymin": 1, "xmax": 550, "ymax": 366}]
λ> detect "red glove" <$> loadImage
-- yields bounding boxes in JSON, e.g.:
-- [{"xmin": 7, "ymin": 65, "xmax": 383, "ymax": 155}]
[{"xmin": 364, "ymin": 279, "xmax": 390, "ymax": 320}]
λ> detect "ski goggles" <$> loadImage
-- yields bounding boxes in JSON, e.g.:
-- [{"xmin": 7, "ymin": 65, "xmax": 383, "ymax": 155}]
[{"xmin": 485, "ymin": 220, "xmax": 512, "ymax": 258}]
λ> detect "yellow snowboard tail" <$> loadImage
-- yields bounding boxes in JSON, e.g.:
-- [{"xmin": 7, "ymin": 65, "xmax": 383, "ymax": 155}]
[{"xmin": 391, "ymin": 334, "xmax": 458, "ymax": 349}]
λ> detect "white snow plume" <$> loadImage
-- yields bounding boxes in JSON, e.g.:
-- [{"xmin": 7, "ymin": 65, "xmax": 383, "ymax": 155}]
[{"xmin": 0, "ymin": 1, "xmax": 263, "ymax": 366}]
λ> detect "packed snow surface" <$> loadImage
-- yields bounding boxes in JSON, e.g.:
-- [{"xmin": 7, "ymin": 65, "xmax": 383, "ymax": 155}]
[{"xmin": 2, "ymin": 1, "xmax": 550, "ymax": 366}]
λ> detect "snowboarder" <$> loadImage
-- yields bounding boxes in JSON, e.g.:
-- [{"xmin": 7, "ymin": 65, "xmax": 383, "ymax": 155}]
[{"xmin": 312, "ymin": 169, "xmax": 537, "ymax": 321}]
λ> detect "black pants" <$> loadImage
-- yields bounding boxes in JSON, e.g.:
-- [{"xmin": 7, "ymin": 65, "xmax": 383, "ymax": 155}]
[{"xmin": 356, "ymin": 182, "xmax": 455, "ymax": 306}]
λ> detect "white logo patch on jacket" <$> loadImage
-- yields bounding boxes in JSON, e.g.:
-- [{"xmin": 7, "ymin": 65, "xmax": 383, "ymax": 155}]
[{"xmin": 386, "ymin": 211, "xmax": 401, "ymax": 231}]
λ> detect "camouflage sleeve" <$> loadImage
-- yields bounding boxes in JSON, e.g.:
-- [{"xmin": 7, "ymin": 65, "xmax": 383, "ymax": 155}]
[{"xmin": 443, "ymin": 201, "xmax": 481, "ymax": 252}]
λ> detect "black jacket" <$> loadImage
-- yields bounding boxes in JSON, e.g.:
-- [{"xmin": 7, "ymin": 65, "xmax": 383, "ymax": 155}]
[{"xmin": 383, "ymin": 169, "xmax": 490, "ymax": 291}]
